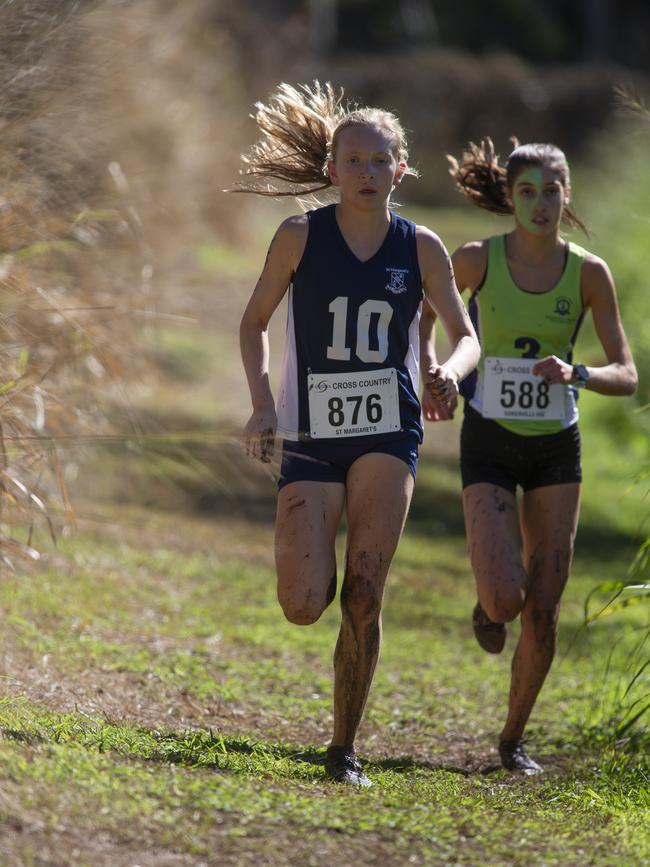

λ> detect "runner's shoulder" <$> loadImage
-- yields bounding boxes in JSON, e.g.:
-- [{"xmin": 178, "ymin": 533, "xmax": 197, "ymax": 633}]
[
  {"xmin": 580, "ymin": 251, "xmax": 615, "ymax": 301},
  {"xmin": 414, "ymin": 225, "xmax": 452, "ymax": 270},
  {"xmin": 273, "ymin": 214, "xmax": 309, "ymax": 267},
  {"xmin": 453, "ymin": 238, "xmax": 489, "ymax": 264},
  {"xmin": 452, "ymin": 239, "xmax": 489, "ymax": 290},
  {"xmin": 415, "ymin": 224, "xmax": 447, "ymax": 252},
  {"xmin": 581, "ymin": 250, "xmax": 612, "ymax": 279},
  {"xmin": 277, "ymin": 213, "xmax": 309, "ymax": 243}
]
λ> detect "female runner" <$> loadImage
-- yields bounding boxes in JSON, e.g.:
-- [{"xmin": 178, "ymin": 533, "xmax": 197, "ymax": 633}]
[
  {"xmin": 421, "ymin": 139, "xmax": 637, "ymax": 773},
  {"xmin": 238, "ymin": 83, "xmax": 479, "ymax": 786}
]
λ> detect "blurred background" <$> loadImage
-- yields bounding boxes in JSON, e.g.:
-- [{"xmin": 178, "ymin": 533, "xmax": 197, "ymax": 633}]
[{"xmin": 1, "ymin": 0, "xmax": 648, "ymax": 547}]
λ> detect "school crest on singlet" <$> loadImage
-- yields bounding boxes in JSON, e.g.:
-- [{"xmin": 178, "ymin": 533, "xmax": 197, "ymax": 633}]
[
  {"xmin": 276, "ymin": 204, "xmax": 424, "ymax": 443},
  {"xmin": 385, "ymin": 267, "xmax": 409, "ymax": 294}
]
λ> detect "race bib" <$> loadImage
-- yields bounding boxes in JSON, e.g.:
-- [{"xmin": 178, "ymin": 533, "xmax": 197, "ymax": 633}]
[
  {"xmin": 483, "ymin": 357, "xmax": 567, "ymax": 421},
  {"xmin": 308, "ymin": 368, "xmax": 401, "ymax": 439}
]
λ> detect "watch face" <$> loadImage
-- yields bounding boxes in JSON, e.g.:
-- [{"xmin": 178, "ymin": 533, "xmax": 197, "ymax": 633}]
[{"xmin": 574, "ymin": 364, "xmax": 588, "ymax": 385}]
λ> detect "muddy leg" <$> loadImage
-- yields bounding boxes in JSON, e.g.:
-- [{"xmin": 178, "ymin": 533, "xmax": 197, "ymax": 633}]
[
  {"xmin": 462, "ymin": 483, "xmax": 527, "ymax": 623},
  {"xmin": 500, "ymin": 483, "xmax": 580, "ymax": 742},
  {"xmin": 330, "ymin": 452, "xmax": 414, "ymax": 748}
]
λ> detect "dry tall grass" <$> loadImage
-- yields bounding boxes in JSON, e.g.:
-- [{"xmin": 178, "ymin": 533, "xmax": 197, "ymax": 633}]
[
  {"xmin": 0, "ymin": 0, "xmax": 266, "ymax": 563},
  {"xmin": 0, "ymin": 1, "xmax": 155, "ymax": 564}
]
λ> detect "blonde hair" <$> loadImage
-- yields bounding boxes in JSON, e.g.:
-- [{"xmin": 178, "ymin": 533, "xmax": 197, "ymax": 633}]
[
  {"xmin": 232, "ymin": 81, "xmax": 417, "ymax": 197},
  {"xmin": 448, "ymin": 137, "xmax": 588, "ymax": 234}
]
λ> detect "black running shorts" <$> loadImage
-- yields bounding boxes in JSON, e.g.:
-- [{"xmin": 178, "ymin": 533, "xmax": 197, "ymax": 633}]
[{"xmin": 460, "ymin": 403, "xmax": 581, "ymax": 493}]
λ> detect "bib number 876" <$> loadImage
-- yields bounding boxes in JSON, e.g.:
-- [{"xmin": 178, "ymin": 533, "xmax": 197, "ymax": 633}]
[
  {"xmin": 500, "ymin": 380, "xmax": 550, "ymax": 410},
  {"xmin": 328, "ymin": 394, "xmax": 382, "ymax": 427}
]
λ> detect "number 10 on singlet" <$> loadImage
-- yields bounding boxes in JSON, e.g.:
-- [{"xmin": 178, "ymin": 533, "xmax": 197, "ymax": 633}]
[
  {"xmin": 308, "ymin": 368, "xmax": 401, "ymax": 438},
  {"xmin": 482, "ymin": 357, "xmax": 567, "ymax": 420}
]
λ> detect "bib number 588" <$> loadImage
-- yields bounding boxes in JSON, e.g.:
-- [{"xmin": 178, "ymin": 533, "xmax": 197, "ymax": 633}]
[
  {"xmin": 500, "ymin": 379, "xmax": 550, "ymax": 410},
  {"xmin": 483, "ymin": 356, "xmax": 566, "ymax": 420}
]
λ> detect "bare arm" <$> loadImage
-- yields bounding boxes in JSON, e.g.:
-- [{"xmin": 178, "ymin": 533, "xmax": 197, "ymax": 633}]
[
  {"xmin": 419, "ymin": 303, "xmax": 453, "ymax": 421},
  {"xmin": 417, "ymin": 233, "xmax": 483, "ymax": 417},
  {"xmin": 419, "ymin": 303, "xmax": 437, "ymax": 372},
  {"xmin": 419, "ymin": 241, "xmax": 486, "ymax": 375},
  {"xmin": 239, "ymin": 215, "xmax": 307, "ymax": 459},
  {"xmin": 532, "ymin": 255, "xmax": 638, "ymax": 395},
  {"xmin": 417, "ymin": 227, "xmax": 479, "ymax": 378},
  {"xmin": 578, "ymin": 256, "xmax": 637, "ymax": 395}
]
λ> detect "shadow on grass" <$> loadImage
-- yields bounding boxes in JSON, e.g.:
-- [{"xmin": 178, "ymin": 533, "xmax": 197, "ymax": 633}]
[
  {"xmin": 139, "ymin": 731, "xmax": 506, "ymax": 780},
  {"xmin": 143, "ymin": 731, "xmax": 327, "ymax": 771},
  {"xmin": 0, "ymin": 727, "xmax": 47, "ymax": 745},
  {"xmin": 370, "ymin": 755, "xmax": 500, "ymax": 777},
  {"xmin": 0, "ymin": 720, "xmax": 567, "ymax": 781},
  {"xmin": 277, "ymin": 748, "xmax": 487, "ymax": 779}
]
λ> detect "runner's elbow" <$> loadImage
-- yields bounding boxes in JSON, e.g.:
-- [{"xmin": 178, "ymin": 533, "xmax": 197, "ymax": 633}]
[
  {"xmin": 459, "ymin": 333, "xmax": 481, "ymax": 370},
  {"xmin": 606, "ymin": 363, "xmax": 639, "ymax": 396},
  {"xmin": 624, "ymin": 365, "xmax": 638, "ymax": 395},
  {"xmin": 240, "ymin": 308, "xmax": 267, "ymax": 339}
]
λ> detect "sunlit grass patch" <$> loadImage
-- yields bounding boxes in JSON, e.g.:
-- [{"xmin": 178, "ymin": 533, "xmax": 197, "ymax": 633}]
[
  {"xmin": 0, "ymin": 696, "xmax": 647, "ymax": 865},
  {"xmin": 1, "ymin": 511, "xmax": 644, "ymax": 755},
  {"xmin": 0, "ymin": 498, "xmax": 647, "ymax": 864}
]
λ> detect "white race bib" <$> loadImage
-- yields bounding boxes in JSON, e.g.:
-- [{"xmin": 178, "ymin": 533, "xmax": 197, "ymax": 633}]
[
  {"xmin": 308, "ymin": 368, "xmax": 401, "ymax": 439},
  {"xmin": 483, "ymin": 357, "xmax": 567, "ymax": 421}
]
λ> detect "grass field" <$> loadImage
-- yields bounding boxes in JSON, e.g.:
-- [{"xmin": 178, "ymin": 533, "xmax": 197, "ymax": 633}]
[
  {"xmin": 1, "ymin": 203, "xmax": 648, "ymax": 866},
  {"xmin": 1, "ymin": 486, "xmax": 647, "ymax": 866}
]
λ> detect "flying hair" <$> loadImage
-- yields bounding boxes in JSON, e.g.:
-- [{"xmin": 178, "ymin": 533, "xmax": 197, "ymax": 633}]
[
  {"xmin": 448, "ymin": 137, "xmax": 588, "ymax": 235},
  {"xmin": 230, "ymin": 81, "xmax": 417, "ymax": 198}
]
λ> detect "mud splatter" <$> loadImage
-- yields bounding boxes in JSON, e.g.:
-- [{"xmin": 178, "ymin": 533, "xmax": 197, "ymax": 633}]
[{"xmin": 286, "ymin": 498, "xmax": 306, "ymax": 514}]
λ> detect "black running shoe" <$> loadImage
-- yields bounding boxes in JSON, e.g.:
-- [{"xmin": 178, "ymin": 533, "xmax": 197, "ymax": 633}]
[
  {"xmin": 472, "ymin": 601, "xmax": 506, "ymax": 654},
  {"xmin": 325, "ymin": 746, "xmax": 372, "ymax": 787},
  {"xmin": 499, "ymin": 740, "xmax": 543, "ymax": 775}
]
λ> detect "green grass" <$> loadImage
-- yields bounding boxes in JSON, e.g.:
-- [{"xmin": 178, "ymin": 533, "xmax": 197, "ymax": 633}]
[
  {"xmin": 1, "ymin": 470, "xmax": 648, "ymax": 865},
  {"xmin": 0, "ymin": 696, "xmax": 646, "ymax": 865}
]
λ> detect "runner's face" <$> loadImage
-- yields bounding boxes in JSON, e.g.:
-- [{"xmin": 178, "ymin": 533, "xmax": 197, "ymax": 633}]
[
  {"xmin": 509, "ymin": 166, "xmax": 566, "ymax": 236},
  {"xmin": 328, "ymin": 125, "xmax": 405, "ymax": 208}
]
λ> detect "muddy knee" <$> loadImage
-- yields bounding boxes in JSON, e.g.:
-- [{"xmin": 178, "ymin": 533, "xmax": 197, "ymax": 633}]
[
  {"xmin": 480, "ymin": 584, "xmax": 525, "ymax": 623},
  {"xmin": 278, "ymin": 594, "xmax": 324, "ymax": 625},
  {"xmin": 278, "ymin": 572, "xmax": 337, "ymax": 626}
]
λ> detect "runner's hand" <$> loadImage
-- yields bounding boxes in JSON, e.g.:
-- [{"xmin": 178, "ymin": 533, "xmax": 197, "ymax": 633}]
[
  {"xmin": 243, "ymin": 409, "xmax": 277, "ymax": 462},
  {"xmin": 424, "ymin": 365, "xmax": 458, "ymax": 417},
  {"xmin": 532, "ymin": 356, "xmax": 573, "ymax": 385},
  {"xmin": 422, "ymin": 383, "xmax": 455, "ymax": 421}
]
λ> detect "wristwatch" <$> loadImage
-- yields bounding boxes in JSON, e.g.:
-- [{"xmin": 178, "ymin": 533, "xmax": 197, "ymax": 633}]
[{"xmin": 572, "ymin": 364, "xmax": 589, "ymax": 389}]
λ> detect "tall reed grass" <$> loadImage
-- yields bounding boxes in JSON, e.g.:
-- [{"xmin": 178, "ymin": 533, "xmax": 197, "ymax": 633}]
[
  {"xmin": 578, "ymin": 87, "xmax": 649, "ymax": 739},
  {"xmin": 0, "ymin": 1, "xmax": 152, "ymax": 564}
]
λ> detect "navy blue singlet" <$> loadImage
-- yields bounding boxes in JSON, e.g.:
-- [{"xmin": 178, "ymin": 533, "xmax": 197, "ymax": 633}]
[{"xmin": 276, "ymin": 204, "xmax": 424, "ymax": 444}]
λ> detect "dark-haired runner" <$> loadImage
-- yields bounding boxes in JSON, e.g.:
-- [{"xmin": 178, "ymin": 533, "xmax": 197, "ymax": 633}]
[
  {"xmin": 421, "ymin": 139, "xmax": 637, "ymax": 774},
  {"xmin": 237, "ymin": 83, "xmax": 479, "ymax": 786}
]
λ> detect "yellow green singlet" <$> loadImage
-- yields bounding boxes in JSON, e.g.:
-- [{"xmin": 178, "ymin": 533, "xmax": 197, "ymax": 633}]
[{"xmin": 464, "ymin": 235, "xmax": 586, "ymax": 436}]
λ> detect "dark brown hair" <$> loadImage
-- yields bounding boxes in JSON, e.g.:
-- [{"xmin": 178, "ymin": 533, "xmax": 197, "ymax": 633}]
[
  {"xmin": 448, "ymin": 138, "xmax": 588, "ymax": 234},
  {"xmin": 231, "ymin": 81, "xmax": 417, "ymax": 197}
]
